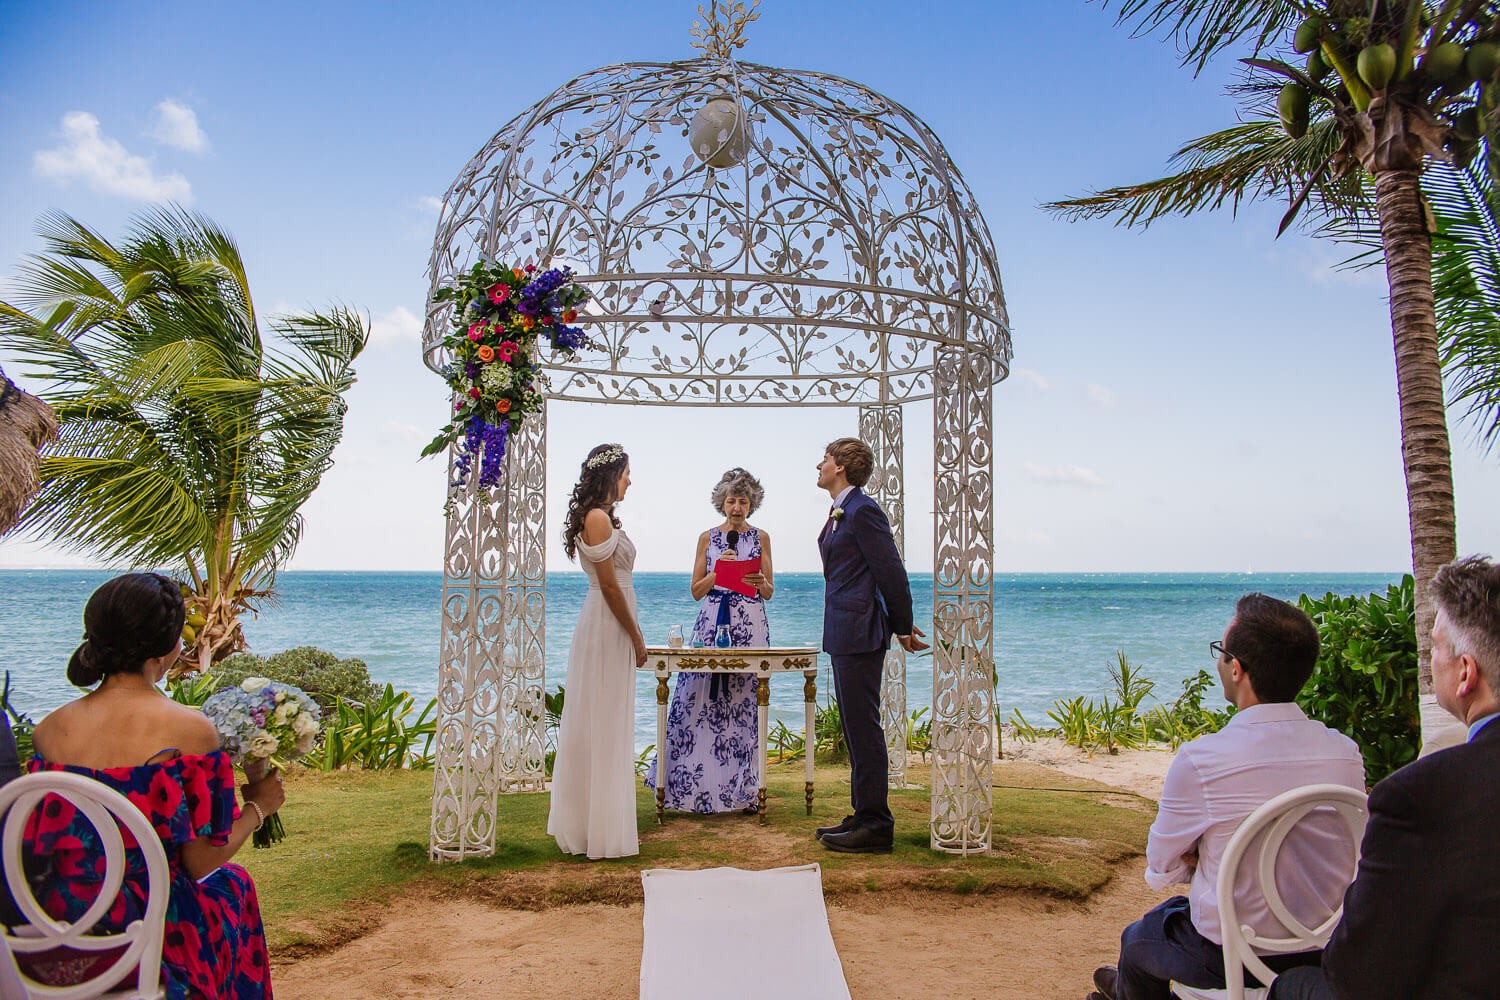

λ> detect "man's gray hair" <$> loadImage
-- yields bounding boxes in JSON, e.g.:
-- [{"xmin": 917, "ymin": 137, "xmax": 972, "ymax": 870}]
[
  {"xmin": 1432, "ymin": 555, "xmax": 1500, "ymax": 693},
  {"xmin": 710, "ymin": 467, "xmax": 764, "ymax": 514}
]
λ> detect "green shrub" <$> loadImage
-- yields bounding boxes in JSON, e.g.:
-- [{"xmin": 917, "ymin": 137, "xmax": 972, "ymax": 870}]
[
  {"xmin": 1297, "ymin": 576, "xmax": 1420, "ymax": 785},
  {"xmin": 2, "ymin": 672, "xmax": 35, "ymax": 762},
  {"xmin": 304, "ymin": 684, "xmax": 437, "ymax": 770},
  {"xmin": 212, "ymin": 646, "xmax": 380, "ymax": 716}
]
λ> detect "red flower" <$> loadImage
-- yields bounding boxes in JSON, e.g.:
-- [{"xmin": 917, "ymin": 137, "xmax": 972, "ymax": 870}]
[
  {"xmin": 487, "ymin": 283, "xmax": 510, "ymax": 305},
  {"xmin": 467, "ymin": 323, "xmax": 485, "ymax": 341},
  {"xmin": 563, "ymin": 309, "xmax": 578, "ymax": 323},
  {"xmin": 468, "ymin": 387, "xmax": 481, "ymax": 399}
]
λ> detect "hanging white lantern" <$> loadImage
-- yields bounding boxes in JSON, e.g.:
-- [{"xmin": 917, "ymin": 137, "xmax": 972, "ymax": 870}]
[{"xmin": 689, "ymin": 97, "xmax": 749, "ymax": 168}]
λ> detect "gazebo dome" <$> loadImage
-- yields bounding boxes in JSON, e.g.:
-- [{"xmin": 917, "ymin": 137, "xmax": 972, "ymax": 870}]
[{"xmin": 423, "ymin": 55, "xmax": 1012, "ymax": 406}]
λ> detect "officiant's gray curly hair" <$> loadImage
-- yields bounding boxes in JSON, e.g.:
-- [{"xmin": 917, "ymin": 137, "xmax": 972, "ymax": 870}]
[{"xmin": 711, "ymin": 467, "xmax": 764, "ymax": 514}]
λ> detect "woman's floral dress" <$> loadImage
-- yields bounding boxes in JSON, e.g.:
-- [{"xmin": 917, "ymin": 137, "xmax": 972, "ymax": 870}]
[
  {"xmin": 24, "ymin": 751, "xmax": 273, "ymax": 999},
  {"xmin": 644, "ymin": 526, "xmax": 768, "ymax": 813}
]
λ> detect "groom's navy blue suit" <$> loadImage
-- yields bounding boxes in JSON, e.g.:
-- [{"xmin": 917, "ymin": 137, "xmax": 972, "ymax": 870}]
[{"xmin": 818, "ymin": 486, "xmax": 913, "ymax": 837}]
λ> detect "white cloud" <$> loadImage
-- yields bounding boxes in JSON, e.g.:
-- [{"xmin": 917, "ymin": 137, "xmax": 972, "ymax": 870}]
[
  {"xmin": 1085, "ymin": 382, "xmax": 1116, "ymax": 407},
  {"xmin": 1021, "ymin": 462, "xmax": 1105, "ymax": 488},
  {"xmin": 417, "ymin": 195, "xmax": 444, "ymax": 215},
  {"xmin": 148, "ymin": 99, "xmax": 209, "ymax": 153},
  {"xmin": 1013, "ymin": 367, "xmax": 1050, "ymax": 390},
  {"xmin": 369, "ymin": 306, "xmax": 424, "ymax": 347},
  {"xmin": 34, "ymin": 111, "xmax": 192, "ymax": 202}
]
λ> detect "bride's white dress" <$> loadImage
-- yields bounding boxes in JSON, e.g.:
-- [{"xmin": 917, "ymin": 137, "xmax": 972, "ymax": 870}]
[{"xmin": 547, "ymin": 525, "xmax": 641, "ymax": 859}]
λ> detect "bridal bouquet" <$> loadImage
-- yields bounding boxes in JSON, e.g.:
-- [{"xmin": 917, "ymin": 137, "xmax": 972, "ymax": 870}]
[
  {"xmin": 201, "ymin": 677, "xmax": 321, "ymax": 848},
  {"xmin": 422, "ymin": 260, "xmax": 593, "ymax": 489}
]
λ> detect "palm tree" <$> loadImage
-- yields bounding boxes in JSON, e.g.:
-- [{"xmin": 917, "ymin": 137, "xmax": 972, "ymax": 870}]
[
  {"xmin": 0, "ymin": 207, "xmax": 368, "ymax": 673},
  {"xmin": 1049, "ymin": 1, "xmax": 1499, "ymax": 743}
]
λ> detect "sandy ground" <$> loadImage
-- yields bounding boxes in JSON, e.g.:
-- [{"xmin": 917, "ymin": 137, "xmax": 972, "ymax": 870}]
[{"xmin": 274, "ymin": 739, "xmax": 1176, "ymax": 1000}]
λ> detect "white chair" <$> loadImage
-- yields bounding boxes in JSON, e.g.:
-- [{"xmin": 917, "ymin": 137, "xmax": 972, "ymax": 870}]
[
  {"xmin": 0, "ymin": 770, "xmax": 168, "ymax": 999},
  {"xmin": 1170, "ymin": 783, "xmax": 1367, "ymax": 1000}
]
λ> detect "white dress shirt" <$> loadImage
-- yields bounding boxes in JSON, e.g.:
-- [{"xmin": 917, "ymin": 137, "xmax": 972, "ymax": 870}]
[{"xmin": 1145, "ymin": 702, "xmax": 1365, "ymax": 946}]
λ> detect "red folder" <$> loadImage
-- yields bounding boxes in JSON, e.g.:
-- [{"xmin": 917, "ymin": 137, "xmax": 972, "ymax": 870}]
[{"xmin": 714, "ymin": 557, "xmax": 761, "ymax": 598}]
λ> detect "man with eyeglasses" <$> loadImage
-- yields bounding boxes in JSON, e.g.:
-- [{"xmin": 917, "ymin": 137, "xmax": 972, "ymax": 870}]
[{"xmin": 1087, "ymin": 594, "xmax": 1365, "ymax": 1000}]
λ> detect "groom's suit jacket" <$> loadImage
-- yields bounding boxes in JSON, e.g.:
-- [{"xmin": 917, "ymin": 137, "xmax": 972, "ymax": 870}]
[
  {"xmin": 1323, "ymin": 716, "xmax": 1500, "ymax": 999},
  {"xmin": 818, "ymin": 487, "xmax": 913, "ymax": 657}
]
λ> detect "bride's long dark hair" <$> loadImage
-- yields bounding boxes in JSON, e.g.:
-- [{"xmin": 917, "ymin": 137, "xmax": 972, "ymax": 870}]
[{"xmin": 562, "ymin": 443, "xmax": 628, "ymax": 560}]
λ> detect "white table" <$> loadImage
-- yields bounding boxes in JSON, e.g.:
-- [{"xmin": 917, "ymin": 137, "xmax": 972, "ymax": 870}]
[{"xmin": 641, "ymin": 646, "xmax": 820, "ymax": 823}]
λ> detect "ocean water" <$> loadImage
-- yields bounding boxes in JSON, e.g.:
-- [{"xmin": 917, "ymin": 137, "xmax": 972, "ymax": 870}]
[{"xmin": 0, "ymin": 570, "xmax": 1402, "ymax": 749}]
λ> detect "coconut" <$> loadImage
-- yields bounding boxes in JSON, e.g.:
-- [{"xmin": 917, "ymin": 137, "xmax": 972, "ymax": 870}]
[
  {"xmin": 1294, "ymin": 17, "xmax": 1323, "ymax": 54},
  {"xmin": 1307, "ymin": 48, "xmax": 1331, "ymax": 81},
  {"xmin": 1423, "ymin": 42, "xmax": 1468, "ymax": 83},
  {"xmin": 1278, "ymin": 83, "xmax": 1311, "ymax": 138},
  {"xmin": 1468, "ymin": 43, "xmax": 1500, "ymax": 83},
  {"xmin": 1358, "ymin": 44, "xmax": 1398, "ymax": 90}
]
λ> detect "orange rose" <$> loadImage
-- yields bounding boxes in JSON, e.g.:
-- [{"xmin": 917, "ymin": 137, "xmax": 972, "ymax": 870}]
[
  {"xmin": 521, "ymin": 315, "xmax": 536, "ymax": 330},
  {"xmin": 476, "ymin": 344, "xmax": 495, "ymax": 362},
  {"xmin": 497, "ymin": 399, "xmax": 512, "ymax": 414},
  {"xmin": 513, "ymin": 268, "xmax": 525, "ymax": 280},
  {"xmin": 563, "ymin": 309, "xmax": 578, "ymax": 323}
]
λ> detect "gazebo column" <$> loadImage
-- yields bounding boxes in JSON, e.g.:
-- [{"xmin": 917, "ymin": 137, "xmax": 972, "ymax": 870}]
[
  {"xmin": 859, "ymin": 401, "xmax": 908, "ymax": 787},
  {"xmin": 499, "ymin": 400, "xmax": 548, "ymax": 791},
  {"xmin": 429, "ymin": 429, "xmax": 509, "ymax": 861},
  {"xmin": 930, "ymin": 345, "xmax": 995, "ymax": 855}
]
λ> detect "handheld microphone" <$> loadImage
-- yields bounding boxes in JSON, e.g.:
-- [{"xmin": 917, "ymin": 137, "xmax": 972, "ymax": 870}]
[{"xmin": 725, "ymin": 529, "xmax": 740, "ymax": 549}]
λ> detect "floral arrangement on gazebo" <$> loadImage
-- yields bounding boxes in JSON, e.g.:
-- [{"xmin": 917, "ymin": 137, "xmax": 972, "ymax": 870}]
[{"xmin": 422, "ymin": 262, "xmax": 591, "ymax": 488}]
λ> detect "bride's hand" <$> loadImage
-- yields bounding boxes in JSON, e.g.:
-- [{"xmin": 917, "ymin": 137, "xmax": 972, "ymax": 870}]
[{"xmin": 633, "ymin": 633, "xmax": 648, "ymax": 667}]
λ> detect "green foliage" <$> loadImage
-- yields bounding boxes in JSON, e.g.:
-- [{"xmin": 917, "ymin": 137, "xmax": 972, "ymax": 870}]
[
  {"xmin": 214, "ymin": 647, "xmax": 380, "ymax": 716},
  {"xmin": 1011, "ymin": 654, "xmax": 1234, "ymax": 753},
  {"xmin": 1297, "ymin": 576, "xmax": 1420, "ymax": 784},
  {"xmin": 304, "ymin": 684, "xmax": 437, "ymax": 771},
  {"xmin": 0, "ymin": 208, "xmax": 368, "ymax": 672},
  {"xmin": 767, "ymin": 696, "xmax": 857, "ymax": 764},
  {"xmin": 2, "ymin": 672, "xmax": 36, "ymax": 762},
  {"xmin": 166, "ymin": 671, "xmax": 221, "ymax": 707}
]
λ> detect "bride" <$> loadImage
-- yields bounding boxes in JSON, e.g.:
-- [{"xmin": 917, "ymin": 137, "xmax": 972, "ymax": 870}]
[{"xmin": 547, "ymin": 443, "xmax": 646, "ymax": 859}]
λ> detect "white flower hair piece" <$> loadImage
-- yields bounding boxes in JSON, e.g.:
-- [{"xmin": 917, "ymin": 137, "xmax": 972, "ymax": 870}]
[{"xmin": 585, "ymin": 444, "xmax": 625, "ymax": 470}]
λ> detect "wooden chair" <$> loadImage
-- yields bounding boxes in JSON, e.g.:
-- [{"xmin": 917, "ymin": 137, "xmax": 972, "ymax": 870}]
[
  {"xmin": 0, "ymin": 770, "xmax": 168, "ymax": 999},
  {"xmin": 1169, "ymin": 783, "xmax": 1367, "ymax": 1000}
]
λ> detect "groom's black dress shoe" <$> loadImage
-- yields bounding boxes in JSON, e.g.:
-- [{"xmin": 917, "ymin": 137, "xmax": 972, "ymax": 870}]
[
  {"xmin": 1091, "ymin": 965, "xmax": 1118, "ymax": 1000},
  {"xmin": 815, "ymin": 815, "xmax": 856, "ymax": 839},
  {"xmin": 819, "ymin": 827, "xmax": 893, "ymax": 854}
]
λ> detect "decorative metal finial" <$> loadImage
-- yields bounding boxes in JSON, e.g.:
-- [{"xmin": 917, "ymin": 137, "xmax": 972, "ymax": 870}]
[{"xmin": 689, "ymin": 0, "xmax": 760, "ymax": 60}]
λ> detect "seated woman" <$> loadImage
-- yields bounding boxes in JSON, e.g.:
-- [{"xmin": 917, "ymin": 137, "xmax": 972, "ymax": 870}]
[
  {"xmin": 646, "ymin": 467, "xmax": 774, "ymax": 813},
  {"xmin": 25, "ymin": 572, "xmax": 282, "ymax": 999}
]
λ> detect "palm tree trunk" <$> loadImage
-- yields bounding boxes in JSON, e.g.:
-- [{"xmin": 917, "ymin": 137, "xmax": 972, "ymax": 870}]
[{"xmin": 1373, "ymin": 167, "xmax": 1455, "ymax": 717}]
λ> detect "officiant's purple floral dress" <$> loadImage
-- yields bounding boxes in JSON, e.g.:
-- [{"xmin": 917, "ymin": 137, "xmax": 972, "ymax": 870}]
[{"xmin": 645, "ymin": 526, "xmax": 767, "ymax": 813}]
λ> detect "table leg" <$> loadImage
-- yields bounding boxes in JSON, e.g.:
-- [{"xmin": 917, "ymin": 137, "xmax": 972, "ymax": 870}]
[
  {"xmin": 655, "ymin": 673, "xmax": 669, "ymax": 825},
  {"xmin": 804, "ymin": 670, "xmax": 816, "ymax": 815},
  {"xmin": 756, "ymin": 675, "xmax": 770, "ymax": 822}
]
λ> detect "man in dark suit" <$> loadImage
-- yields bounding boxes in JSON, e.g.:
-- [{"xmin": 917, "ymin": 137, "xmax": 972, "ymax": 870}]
[
  {"xmin": 814, "ymin": 437, "xmax": 927, "ymax": 854},
  {"xmin": 1272, "ymin": 554, "xmax": 1500, "ymax": 1000}
]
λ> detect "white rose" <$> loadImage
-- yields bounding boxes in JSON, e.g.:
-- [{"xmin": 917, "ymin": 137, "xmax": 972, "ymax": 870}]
[
  {"xmin": 295, "ymin": 732, "xmax": 316, "ymax": 755},
  {"xmin": 241, "ymin": 677, "xmax": 271, "ymax": 694},
  {"xmin": 273, "ymin": 702, "xmax": 295, "ymax": 725},
  {"xmin": 248, "ymin": 732, "xmax": 279, "ymax": 757},
  {"xmin": 292, "ymin": 713, "xmax": 318, "ymax": 738}
]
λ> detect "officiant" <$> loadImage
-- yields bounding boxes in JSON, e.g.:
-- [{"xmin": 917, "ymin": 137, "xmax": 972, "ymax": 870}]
[{"xmin": 644, "ymin": 467, "xmax": 775, "ymax": 814}]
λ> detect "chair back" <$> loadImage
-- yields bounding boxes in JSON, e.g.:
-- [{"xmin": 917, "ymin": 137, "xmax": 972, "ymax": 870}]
[
  {"xmin": 0, "ymin": 770, "xmax": 169, "ymax": 999},
  {"xmin": 1216, "ymin": 782, "xmax": 1367, "ymax": 1000}
]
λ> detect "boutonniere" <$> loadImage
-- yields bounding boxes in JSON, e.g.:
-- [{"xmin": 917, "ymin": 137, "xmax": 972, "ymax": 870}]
[{"xmin": 831, "ymin": 507, "xmax": 845, "ymax": 523}]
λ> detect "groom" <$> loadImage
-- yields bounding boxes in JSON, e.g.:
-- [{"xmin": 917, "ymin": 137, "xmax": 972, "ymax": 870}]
[{"xmin": 815, "ymin": 437, "xmax": 927, "ymax": 854}]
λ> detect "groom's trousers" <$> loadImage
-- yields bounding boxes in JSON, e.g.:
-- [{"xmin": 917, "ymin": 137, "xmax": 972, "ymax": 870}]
[{"xmin": 830, "ymin": 649, "xmax": 893, "ymax": 836}]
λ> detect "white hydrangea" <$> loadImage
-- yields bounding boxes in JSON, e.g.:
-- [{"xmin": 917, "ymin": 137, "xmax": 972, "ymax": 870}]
[
  {"xmin": 480, "ymin": 364, "xmax": 513, "ymax": 393},
  {"xmin": 241, "ymin": 677, "xmax": 271, "ymax": 694}
]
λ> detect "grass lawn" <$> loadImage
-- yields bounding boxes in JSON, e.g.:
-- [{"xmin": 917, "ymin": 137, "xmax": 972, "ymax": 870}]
[{"xmin": 243, "ymin": 759, "xmax": 1153, "ymax": 958}]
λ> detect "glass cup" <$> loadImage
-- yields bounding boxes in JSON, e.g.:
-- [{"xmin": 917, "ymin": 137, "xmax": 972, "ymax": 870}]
[
  {"xmin": 667, "ymin": 624, "xmax": 684, "ymax": 648},
  {"xmin": 715, "ymin": 625, "xmax": 732, "ymax": 648}
]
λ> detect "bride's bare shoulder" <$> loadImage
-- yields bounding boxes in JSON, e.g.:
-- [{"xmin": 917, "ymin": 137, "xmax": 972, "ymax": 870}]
[{"xmin": 582, "ymin": 507, "xmax": 614, "ymax": 545}]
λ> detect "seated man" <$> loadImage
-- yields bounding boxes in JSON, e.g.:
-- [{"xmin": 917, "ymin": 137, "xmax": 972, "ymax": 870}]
[
  {"xmin": 1272, "ymin": 555, "xmax": 1500, "ymax": 1000},
  {"xmin": 1088, "ymin": 594, "xmax": 1365, "ymax": 1000}
]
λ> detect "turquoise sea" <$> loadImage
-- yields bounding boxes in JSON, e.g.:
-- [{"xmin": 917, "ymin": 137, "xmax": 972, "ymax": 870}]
[{"xmin": 0, "ymin": 570, "xmax": 1401, "ymax": 750}]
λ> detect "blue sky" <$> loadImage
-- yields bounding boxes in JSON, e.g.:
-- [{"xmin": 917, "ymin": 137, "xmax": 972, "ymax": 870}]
[{"xmin": 1, "ymin": 0, "xmax": 1496, "ymax": 574}]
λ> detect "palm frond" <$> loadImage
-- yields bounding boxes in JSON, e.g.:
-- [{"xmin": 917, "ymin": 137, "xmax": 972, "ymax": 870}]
[
  {"xmin": 1045, "ymin": 117, "xmax": 1367, "ymax": 230},
  {"xmin": 1097, "ymin": 0, "xmax": 1312, "ymax": 73}
]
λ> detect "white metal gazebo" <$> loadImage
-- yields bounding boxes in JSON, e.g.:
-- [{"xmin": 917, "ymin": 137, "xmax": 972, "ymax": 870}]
[{"xmin": 424, "ymin": 11, "xmax": 1011, "ymax": 858}]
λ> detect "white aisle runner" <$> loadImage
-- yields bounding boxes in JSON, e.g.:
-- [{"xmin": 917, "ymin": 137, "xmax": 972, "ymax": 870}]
[{"xmin": 639, "ymin": 864, "xmax": 852, "ymax": 1000}]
